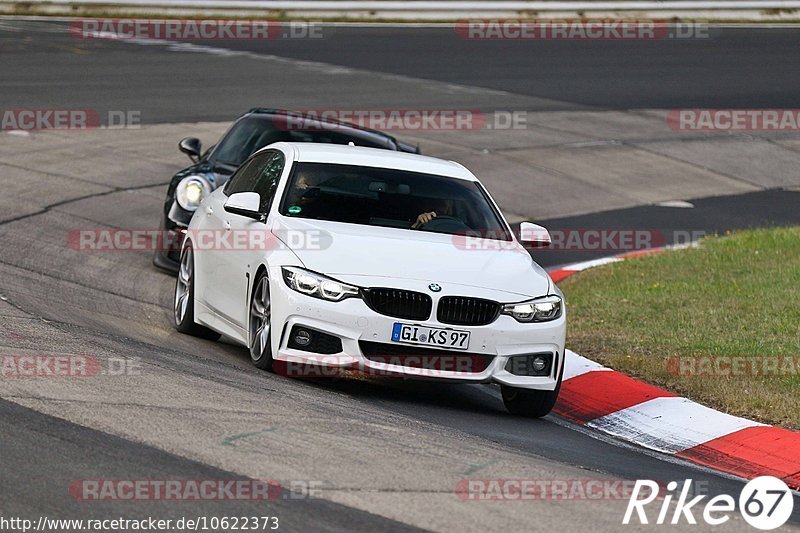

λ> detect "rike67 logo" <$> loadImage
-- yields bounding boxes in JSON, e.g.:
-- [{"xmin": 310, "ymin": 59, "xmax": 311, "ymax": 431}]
[{"xmin": 623, "ymin": 477, "xmax": 794, "ymax": 530}]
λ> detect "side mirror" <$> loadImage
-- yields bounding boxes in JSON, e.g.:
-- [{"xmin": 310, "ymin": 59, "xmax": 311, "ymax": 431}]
[
  {"xmin": 519, "ymin": 222, "xmax": 551, "ymax": 248},
  {"xmin": 179, "ymin": 137, "xmax": 202, "ymax": 162},
  {"xmin": 224, "ymin": 192, "xmax": 263, "ymax": 221}
]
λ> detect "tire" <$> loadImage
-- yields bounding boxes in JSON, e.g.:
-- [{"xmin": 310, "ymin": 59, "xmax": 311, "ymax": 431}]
[
  {"xmin": 173, "ymin": 244, "xmax": 221, "ymax": 340},
  {"xmin": 501, "ymin": 362, "xmax": 563, "ymax": 418},
  {"xmin": 248, "ymin": 271, "xmax": 274, "ymax": 371}
]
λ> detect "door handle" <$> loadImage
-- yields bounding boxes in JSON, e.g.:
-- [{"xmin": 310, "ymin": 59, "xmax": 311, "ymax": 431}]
[
  {"xmin": 205, "ymin": 206, "xmax": 213, "ymax": 215},
  {"xmin": 224, "ymin": 220, "xmax": 231, "ymax": 230}
]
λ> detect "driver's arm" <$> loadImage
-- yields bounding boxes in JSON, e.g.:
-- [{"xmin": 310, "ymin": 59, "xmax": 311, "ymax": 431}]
[{"xmin": 411, "ymin": 211, "xmax": 437, "ymax": 229}]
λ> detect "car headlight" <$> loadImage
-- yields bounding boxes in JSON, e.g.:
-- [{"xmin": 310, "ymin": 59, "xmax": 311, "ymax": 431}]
[
  {"xmin": 176, "ymin": 175, "xmax": 212, "ymax": 211},
  {"xmin": 282, "ymin": 267, "xmax": 360, "ymax": 302},
  {"xmin": 502, "ymin": 295, "xmax": 562, "ymax": 323}
]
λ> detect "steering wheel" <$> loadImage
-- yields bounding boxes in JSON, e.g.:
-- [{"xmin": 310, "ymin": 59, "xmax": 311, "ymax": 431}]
[{"xmin": 416, "ymin": 215, "xmax": 470, "ymax": 232}]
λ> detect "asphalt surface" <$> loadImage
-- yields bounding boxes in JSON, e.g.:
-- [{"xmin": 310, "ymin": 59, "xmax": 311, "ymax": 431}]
[
  {"xmin": 534, "ymin": 188, "xmax": 800, "ymax": 268},
  {"xmin": 206, "ymin": 26, "xmax": 800, "ymax": 110},
  {"xmin": 3, "ymin": 21, "xmax": 800, "ymax": 122},
  {"xmin": 1, "ymin": 18, "xmax": 799, "ymax": 531},
  {"xmin": 0, "ymin": 398, "xmax": 419, "ymax": 532}
]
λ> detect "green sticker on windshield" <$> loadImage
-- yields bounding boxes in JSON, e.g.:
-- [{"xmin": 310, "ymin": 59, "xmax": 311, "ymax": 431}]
[{"xmin": 288, "ymin": 205, "xmax": 302, "ymax": 215}]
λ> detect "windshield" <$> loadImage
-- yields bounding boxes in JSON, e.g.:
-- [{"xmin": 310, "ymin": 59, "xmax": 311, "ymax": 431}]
[
  {"xmin": 212, "ymin": 115, "xmax": 394, "ymax": 166},
  {"xmin": 279, "ymin": 162, "xmax": 511, "ymax": 240}
]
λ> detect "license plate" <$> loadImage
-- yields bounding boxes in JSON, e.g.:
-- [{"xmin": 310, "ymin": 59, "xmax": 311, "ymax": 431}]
[{"xmin": 391, "ymin": 323, "xmax": 470, "ymax": 350}]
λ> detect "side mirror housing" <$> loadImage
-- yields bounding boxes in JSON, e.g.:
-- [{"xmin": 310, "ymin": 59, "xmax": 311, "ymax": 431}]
[
  {"xmin": 224, "ymin": 192, "xmax": 263, "ymax": 221},
  {"xmin": 519, "ymin": 222, "xmax": 551, "ymax": 248},
  {"xmin": 179, "ymin": 137, "xmax": 202, "ymax": 162}
]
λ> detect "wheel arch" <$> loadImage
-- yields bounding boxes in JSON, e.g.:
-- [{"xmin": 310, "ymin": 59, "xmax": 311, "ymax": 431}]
[{"xmin": 247, "ymin": 263, "xmax": 271, "ymax": 341}]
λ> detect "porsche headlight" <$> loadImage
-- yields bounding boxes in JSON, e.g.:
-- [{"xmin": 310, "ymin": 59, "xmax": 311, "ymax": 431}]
[
  {"xmin": 502, "ymin": 295, "xmax": 562, "ymax": 323},
  {"xmin": 176, "ymin": 175, "xmax": 212, "ymax": 211},
  {"xmin": 282, "ymin": 267, "xmax": 360, "ymax": 302}
]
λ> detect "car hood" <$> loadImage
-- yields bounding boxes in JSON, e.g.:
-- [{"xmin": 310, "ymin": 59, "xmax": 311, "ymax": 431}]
[{"xmin": 271, "ymin": 217, "xmax": 551, "ymax": 299}]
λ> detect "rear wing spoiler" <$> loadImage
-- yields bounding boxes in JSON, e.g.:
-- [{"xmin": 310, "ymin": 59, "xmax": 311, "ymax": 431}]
[{"xmin": 396, "ymin": 141, "xmax": 421, "ymax": 154}]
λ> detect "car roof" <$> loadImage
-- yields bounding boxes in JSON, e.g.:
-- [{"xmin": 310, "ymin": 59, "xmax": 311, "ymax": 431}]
[
  {"xmin": 236, "ymin": 113, "xmax": 396, "ymax": 150},
  {"xmin": 245, "ymin": 108, "xmax": 398, "ymax": 145},
  {"xmin": 267, "ymin": 142, "xmax": 475, "ymax": 181}
]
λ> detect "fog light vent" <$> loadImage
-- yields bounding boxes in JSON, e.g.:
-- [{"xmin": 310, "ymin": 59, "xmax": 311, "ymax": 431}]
[
  {"xmin": 505, "ymin": 353, "xmax": 553, "ymax": 376},
  {"xmin": 287, "ymin": 325, "xmax": 342, "ymax": 354}
]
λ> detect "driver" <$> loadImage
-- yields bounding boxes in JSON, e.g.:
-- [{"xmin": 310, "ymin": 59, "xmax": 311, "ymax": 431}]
[
  {"xmin": 285, "ymin": 171, "xmax": 327, "ymax": 218},
  {"xmin": 411, "ymin": 198, "xmax": 453, "ymax": 229}
]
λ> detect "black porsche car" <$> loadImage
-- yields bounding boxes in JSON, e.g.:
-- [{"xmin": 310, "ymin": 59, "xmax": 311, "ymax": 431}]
[{"xmin": 153, "ymin": 108, "xmax": 420, "ymax": 273}]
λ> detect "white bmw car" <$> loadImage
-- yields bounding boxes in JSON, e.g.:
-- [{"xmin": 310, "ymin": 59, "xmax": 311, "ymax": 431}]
[{"xmin": 174, "ymin": 142, "xmax": 566, "ymax": 417}]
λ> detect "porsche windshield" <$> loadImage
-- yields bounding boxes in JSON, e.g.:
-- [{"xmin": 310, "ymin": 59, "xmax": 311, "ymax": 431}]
[
  {"xmin": 279, "ymin": 162, "xmax": 511, "ymax": 240},
  {"xmin": 213, "ymin": 116, "xmax": 393, "ymax": 166}
]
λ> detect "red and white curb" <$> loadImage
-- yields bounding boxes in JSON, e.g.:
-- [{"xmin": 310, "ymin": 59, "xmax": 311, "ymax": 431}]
[
  {"xmin": 549, "ymin": 249, "xmax": 800, "ymax": 490},
  {"xmin": 548, "ymin": 247, "xmax": 669, "ymax": 284}
]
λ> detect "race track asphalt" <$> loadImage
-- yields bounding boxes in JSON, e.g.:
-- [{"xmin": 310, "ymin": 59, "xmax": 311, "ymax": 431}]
[
  {"xmin": 1, "ymin": 19, "xmax": 799, "ymax": 531},
  {"xmin": 4, "ymin": 21, "xmax": 800, "ymax": 121}
]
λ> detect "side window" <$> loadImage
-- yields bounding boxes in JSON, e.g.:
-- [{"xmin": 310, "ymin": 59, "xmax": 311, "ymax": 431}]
[
  {"xmin": 255, "ymin": 151, "xmax": 285, "ymax": 212},
  {"xmin": 224, "ymin": 151, "xmax": 285, "ymax": 212},
  {"xmin": 224, "ymin": 152, "xmax": 273, "ymax": 196}
]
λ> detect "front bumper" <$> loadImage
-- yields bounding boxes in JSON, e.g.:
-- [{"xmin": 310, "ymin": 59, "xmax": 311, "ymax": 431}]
[
  {"xmin": 152, "ymin": 206, "xmax": 193, "ymax": 274},
  {"xmin": 167, "ymin": 200, "xmax": 194, "ymax": 228},
  {"xmin": 268, "ymin": 266, "xmax": 566, "ymax": 390}
]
